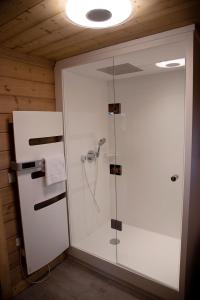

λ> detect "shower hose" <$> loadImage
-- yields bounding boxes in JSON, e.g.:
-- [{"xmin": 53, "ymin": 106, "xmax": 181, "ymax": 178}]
[{"xmin": 82, "ymin": 158, "xmax": 101, "ymax": 213}]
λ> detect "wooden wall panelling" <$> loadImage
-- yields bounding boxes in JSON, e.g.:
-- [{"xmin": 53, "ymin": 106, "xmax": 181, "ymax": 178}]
[
  {"xmin": 0, "ymin": 47, "xmax": 54, "ymax": 68},
  {"xmin": 0, "ymin": 151, "xmax": 10, "ymax": 170},
  {"xmin": 0, "ymin": 114, "xmax": 11, "ymax": 133},
  {"xmin": 0, "ymin": 47, "xmax": 66, "ymax": 298},
  {"xmin": 0, "ymin": 95, "xmax": 55, "ymax": 114},
  {"xmin": 0, "ymin": 186, "xmax": 15, "ymax": 207},
  {"xmin": 0, "ymin": 199, "xmax": 12, "ymax": 299},
  {"xmin": 0, "ymin": 58, "xmax": 54, "ymax": 83},
  {"xmin": 0, "ymin": 77, "xmax": 54, "ymax": 99},
  {"xmin": 0, "ymin": 170, "xmax": 9, "ymax": 189},
  {"xmin": 0, "ymin": 133, "xmax": 10, "ymax": 151}
]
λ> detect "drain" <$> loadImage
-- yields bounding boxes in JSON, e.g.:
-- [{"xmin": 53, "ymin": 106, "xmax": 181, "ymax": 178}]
[
  {"xmin": 86, "ymin": 9, "xmax": 112, "ymax": 22},
  {"xmin": 110, "ymin": 238, "xmax": 120, "ymax": 245}
]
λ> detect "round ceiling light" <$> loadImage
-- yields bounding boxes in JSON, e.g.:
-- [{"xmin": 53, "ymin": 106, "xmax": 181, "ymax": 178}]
[
  {"xmin": 65, "ymin": 0, "xmax": 133, "ymax": 29},
  {"xmin": 156, "ymin": 58, "xmax": 185, "ymax": 68}
]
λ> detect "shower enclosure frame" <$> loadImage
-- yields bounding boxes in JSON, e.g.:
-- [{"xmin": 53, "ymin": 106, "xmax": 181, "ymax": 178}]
[{"xmin": 55, "ymin": 24, "xmax": 200, "ymax": 300}]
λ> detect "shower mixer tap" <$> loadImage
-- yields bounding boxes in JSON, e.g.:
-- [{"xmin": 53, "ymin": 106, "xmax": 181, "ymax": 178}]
[{"xmin": 81, "ymin": 138, "xmax": 106, "ymax": 162}]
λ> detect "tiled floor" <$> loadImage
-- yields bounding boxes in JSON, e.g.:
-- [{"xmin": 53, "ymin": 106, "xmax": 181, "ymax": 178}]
[{"xmin": 13, "ymin": 258, "xmax": 141, "ymax": 300}]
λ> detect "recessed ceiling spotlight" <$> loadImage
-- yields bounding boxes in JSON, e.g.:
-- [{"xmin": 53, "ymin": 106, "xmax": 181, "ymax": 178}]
[
  {"xmin": 156, "ymin": 58, "xmax": 185, "ymax": 68},
  {"xmin": 65, "ymin": 0, "xmax": 133, "ymax": 29}
]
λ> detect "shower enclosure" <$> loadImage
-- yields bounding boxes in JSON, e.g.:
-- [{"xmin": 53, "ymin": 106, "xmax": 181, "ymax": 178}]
[{"xmin": 55, "ymin": 25, "xmax": 200, "ymax": 300}]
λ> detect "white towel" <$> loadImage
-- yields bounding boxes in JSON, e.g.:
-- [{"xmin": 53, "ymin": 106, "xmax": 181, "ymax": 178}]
[{"xmin": 44, "ymin": 154, "xmax": 67, "ymax": 186}]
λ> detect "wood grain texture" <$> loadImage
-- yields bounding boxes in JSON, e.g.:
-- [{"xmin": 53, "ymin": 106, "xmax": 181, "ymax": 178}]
[
  {"xmin": 9, "ymin": 250, "xmax": 20, "ymax": 270},
  {"xmin": 0, "ymin": 114, "xmax": 12, "ymax": 133},
  {"xmin": 0, "ymin": 199, "xmax": 12, "ymax": 299},
  {"xmin": 0, "ymin": 95, "xmax": 55, "ymax": 114},
  {"xmin": 0, "ymin": 77, "xmax": 55, "ymax": 99},
  {"xmin": 0, "ymin": 47, "xmax": 56, "ymax": 298},
  {"xmin": 7, "ymin": 236, "xmax": 19, "ymax": 255},
  {"xmin": 0, "ymin": 0, "xmax": 199, "ymax": 61},
  {"xmin": 0, "ymin": 170, "xmax": 9, "ymax": 188},
  {"xmin": 0, "ymin": 0, "xmax": 43, "ymax": 27},
  {"xmin": 0, "ymin": 186, "xmax": 15, "ymax": 207},
  {"xmin": 0, "ymin": 151, "xmax": 10, "ymax": 170},
  {"xmin": 3, "ymin": 203, "xmax": 17, "ymax": 223},
  {"xmin": 0, "ymin": 133, "xmax": 10, "ymax": 151},
  {"xmin": 5, "ymin": 220, "xmax": 19, "ymax": 240},
  {"xmin": 0, "ymin": 58, "xmax": 54, "ymax": 83},
  {"xmin": 0, "ymin": 0, "xmax": 65, "ymax": 43},
  {"xmin": 0, "ymin": 47, "xmax": 54, "ymax": 68}
]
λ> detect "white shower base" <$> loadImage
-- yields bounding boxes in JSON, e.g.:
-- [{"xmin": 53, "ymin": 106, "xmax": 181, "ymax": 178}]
[{"xmin": 73, "ymin": 222, "xmax": 181, "ymax": 290}]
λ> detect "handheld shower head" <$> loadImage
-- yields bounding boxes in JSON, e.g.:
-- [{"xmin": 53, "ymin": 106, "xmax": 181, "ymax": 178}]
[
  {"xmin": 98, "ymin": 138, "xmax": 106, "ymax": 146},
  {"xmin": 97, "ymin": 138, "xmax": 106, "ymax": 157}
]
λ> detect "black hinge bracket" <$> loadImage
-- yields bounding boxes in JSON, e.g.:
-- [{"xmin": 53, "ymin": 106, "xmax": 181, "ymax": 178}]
[
  {"xmin": 111, "ymin": 219, "xmax": 122, "ymax": 231},
  {"xmin": 110, "ymin": 164, "xmax": 122, "ymax": 175},
  {"xmin": 108, "ymin": 103, "xmax": 121, "ymax": 114}
]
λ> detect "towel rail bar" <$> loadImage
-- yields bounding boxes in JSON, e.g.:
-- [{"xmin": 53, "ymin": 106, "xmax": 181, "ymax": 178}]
[{"xmin": 11, "ymin": 159, "xmax": 44, "ymax": 172}]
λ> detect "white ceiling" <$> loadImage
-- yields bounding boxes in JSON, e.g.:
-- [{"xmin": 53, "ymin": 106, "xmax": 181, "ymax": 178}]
[{"xmin": 65, "ymin": 40, "xmax": 186, "ymax": 81}]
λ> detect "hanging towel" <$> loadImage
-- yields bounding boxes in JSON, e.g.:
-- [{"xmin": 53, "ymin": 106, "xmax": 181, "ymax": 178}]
[{"xmin": 44, "ymin": 153, "xmax": 67, "ymax": 186}]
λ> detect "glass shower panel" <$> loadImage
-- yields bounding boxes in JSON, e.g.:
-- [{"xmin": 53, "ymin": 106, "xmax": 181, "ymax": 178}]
[
  {"xmin": 63, "ymin": 57, "xmax": 118, "ymax": 264},
  {"xmin": 113, "ymin": 44, "xmax": 186, "ymax": 290}
]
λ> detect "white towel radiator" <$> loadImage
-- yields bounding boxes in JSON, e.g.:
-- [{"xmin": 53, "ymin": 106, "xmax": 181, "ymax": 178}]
[{"xmin": 12, "ymin": 111, "xmax": 69, "ymax": 274}]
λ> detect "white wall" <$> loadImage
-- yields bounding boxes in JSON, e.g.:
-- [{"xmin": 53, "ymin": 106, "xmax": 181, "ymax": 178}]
[
  {"xmin": 63, "ymin": 71, "xmax": 111, "ymax": 246},
  {"xmin": 111, "ymin": 70, "xmax": 185, "ymax": 238}
]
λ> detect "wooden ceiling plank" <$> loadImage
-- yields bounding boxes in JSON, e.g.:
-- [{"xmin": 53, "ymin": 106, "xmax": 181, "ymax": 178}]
[
  {"xmin": 0, "ymin": 0, "xmax": 43, "ymax": 26},
  {"xmin": 0, "ymin": 0, "xmax": 66, "ymax": 44},
  {"xmin": 3, "ymin": 12, "xmax": 68, "ymax": 49},
  {"xmin": 51, "ymin": 4, "xmax": 198, "ymax": 60},
  {"xmin": 29, "ymin": 0, "xmax": 196, "ymax": 58},
  {"xmin": 14, "ymin": 26, "xmax": 84, "ymax": 54}
]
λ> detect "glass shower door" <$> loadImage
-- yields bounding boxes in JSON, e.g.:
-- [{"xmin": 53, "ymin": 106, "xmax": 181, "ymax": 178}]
[
  {"xmin": 63, "ymin": 57, "xmax": 118, "ymax": 264},
  {"xmin": 113, "ymin": 46, "xmax": 186, "ymax": 290}
]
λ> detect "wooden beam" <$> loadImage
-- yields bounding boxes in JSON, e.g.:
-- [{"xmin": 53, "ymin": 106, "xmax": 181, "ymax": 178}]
[{"xmin": 0, "ymin": 199, "xmax": 12, "ymax": 299}]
